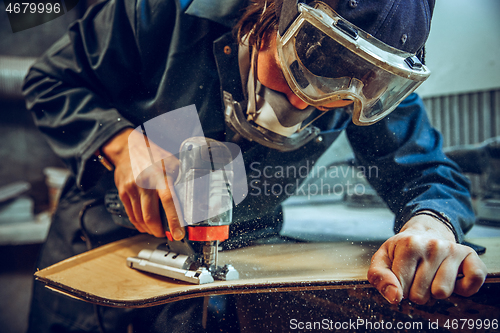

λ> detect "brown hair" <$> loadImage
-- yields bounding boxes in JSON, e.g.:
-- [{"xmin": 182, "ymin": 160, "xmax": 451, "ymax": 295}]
[{"xmin": 234, "ymin": 0, "xmax": 283, "ymax": 49}]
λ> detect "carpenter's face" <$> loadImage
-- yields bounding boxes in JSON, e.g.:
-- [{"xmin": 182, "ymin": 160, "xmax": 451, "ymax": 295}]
[{"xmin": 257, "ymin": 32, "xmax": 353, "ymax": 111}]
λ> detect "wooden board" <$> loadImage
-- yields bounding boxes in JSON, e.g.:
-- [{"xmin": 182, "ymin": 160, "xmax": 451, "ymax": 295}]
[{"xmin": 35, "ymin": 235, "xmax": 500, "ymax": 308}]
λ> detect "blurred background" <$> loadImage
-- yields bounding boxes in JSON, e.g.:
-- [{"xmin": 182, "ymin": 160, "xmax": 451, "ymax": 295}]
[
  {"xmin": 0, "ymin": 0, "xmax": 499, "ymax": 332},
  {"xmin": 0, "ymin": 2, "xmax": 99, "ymax": 332}
]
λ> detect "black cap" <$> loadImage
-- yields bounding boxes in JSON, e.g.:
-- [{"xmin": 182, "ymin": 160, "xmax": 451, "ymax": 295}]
[
  {"xmin": 328, "ymin": 0, "xmax": 435, "ymax": 54},
  {"xmin": 279, "ymin": 0, "xmax": 435, "ymax": 54}
]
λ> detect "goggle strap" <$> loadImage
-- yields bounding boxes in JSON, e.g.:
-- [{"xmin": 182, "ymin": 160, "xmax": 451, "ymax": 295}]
[
  {"xmin": 279, "ymin": 0, "xmax": 300, "ymax": 37},
  {"xmin": 297, "ymin": 109, "xmax": 327, "ymax": 133},
  {"xmin": 247, "ymin": 46, "xmax": 259, "ymax": 120}
]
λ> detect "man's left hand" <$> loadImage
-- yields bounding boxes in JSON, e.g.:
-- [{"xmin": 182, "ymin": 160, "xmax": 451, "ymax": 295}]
[{"xmin": 367, "ymin": 213, "xmax": 487, "ymax": 304}]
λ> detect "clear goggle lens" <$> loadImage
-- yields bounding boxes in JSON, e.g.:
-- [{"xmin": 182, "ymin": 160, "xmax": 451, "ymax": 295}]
[{"xmin": 277, "ymin": 3, "xmax": 430, "ymax": 125}]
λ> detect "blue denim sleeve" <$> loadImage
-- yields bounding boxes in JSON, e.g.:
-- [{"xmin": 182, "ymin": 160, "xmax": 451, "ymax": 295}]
[{"xmin": 346, "ymin": 93, "xmax": 474, "ymax": 243}]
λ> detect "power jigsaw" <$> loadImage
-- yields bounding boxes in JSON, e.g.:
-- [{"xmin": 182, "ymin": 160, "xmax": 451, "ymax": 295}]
[{"xmin": 106, "ymin": 137, "xmax": 239, "ymax": 284}]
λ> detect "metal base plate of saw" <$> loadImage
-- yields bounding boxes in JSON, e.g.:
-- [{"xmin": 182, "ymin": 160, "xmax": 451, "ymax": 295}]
[{"xmin": 126, "ymin": 238, "xmax": 239, "ymax": 284}]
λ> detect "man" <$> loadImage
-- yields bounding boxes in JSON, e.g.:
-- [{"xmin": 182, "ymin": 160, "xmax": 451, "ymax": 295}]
[{"xmin": 23, "ymin": 0, "xmax": 486, "ymax": 331}]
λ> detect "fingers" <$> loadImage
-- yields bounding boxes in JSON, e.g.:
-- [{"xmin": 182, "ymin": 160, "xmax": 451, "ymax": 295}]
[
  {"xmin": 119, "ymin": 186, "xmax": 164, "ymax": 237},
  {"xmin": 454, "ymin": 251, "xmax": 487, "ymax": 297},
  {"xmin": 141, "ymin": 192, "xmax": 164, "ymax": 238},
  {"xmin": 120, "ymin": 192, "xmax": 146, "ymax": 233},
  {"xmin": 158, "ymin": 190, "xmax": 184, "ymax": 240},
  {"xmin": 370, "ymin": 233, "xmax": 488, "ymax": 305},
  {"xmin": 430, "ymin": 246, "xmax": 486, "ymax": 299},
  {"xmin": 119, "ymin": 184, "xmax": 149, "ymax": 233},
  {"xmin": 390, "ymin": 238, "xmax": 421, "ymax": 301},
  {"xmin": 120, "ymin": 184, "xmax": 184, "ymax": 239},
  {"xmin": 404, "ymin": 239, "xmax": 451, "ymax": 304},
  {"xmin": 367, "ymin": 244, "xmax": 404, "ymax": 304},
  {"xmin": 158, "ymin": 173, "xmax": 185, "ymax": 241},
  {"xmin": 430, "ymin": 248, "xmax": 463, "ymax": 299},
  {"xmin": 111, "ymin": 128, "xmax": 184, "ymax": 239},
  {"xmin": 116, "ymin": 159, "xmax": 183, "ymax": 239}
]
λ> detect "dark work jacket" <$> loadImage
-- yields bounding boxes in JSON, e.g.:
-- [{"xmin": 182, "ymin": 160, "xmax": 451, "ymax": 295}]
[
  {"xmin": 23, "ymin": 0, "xmax": 475, "ymax": 248},
  {"xmin": 23, "ymin": 0, "xmax": 474, "ymax": 331}
]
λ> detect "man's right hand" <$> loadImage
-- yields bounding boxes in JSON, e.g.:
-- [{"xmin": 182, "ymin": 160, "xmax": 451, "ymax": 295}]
[{"xmin": 102, "ymin": 128, "xmax": 185, "ymax": 240}]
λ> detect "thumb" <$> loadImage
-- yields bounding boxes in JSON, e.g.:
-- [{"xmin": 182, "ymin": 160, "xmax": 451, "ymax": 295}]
[
  {"xmin": 367, "ymin": 245, "xmax": 404, "ymax": 304},
  {"xmin": 158, "ymin": 176, "xmax": 185, "ymax": 241}
]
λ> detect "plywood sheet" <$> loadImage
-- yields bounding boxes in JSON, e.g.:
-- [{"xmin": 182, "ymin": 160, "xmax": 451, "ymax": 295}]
[{"xmin": 35, "ymin": 235, "xmax": 500, "ymax": 308}]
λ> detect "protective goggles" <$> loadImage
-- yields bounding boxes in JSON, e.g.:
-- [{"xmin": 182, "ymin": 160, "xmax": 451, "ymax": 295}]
[{"xmin": 276, "ymin": 1, "xmax": 431, "ymax": 125}]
